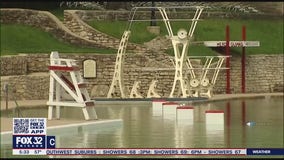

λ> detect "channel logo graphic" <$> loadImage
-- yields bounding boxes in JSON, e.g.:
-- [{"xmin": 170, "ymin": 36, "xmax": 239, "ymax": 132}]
[
  {"xmin": 46, "ymin": 136, "xmax": 56, "ymax": 149},
  {"xmin": 13, "ymin": 135, "xmax": 46, "ymax": 149},
  {"xmin": 13, "ymin": 118, "xmax": 46, "ymax": 135},
  {"xmin": 12, "ymin": 118, "xmax": 56, "ymax": 155}
]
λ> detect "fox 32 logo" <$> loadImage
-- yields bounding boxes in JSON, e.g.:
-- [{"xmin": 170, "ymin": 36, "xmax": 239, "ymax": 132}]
[{"xmin": 13, "ymin": 135, "xmax": 56, "ymax": 149}]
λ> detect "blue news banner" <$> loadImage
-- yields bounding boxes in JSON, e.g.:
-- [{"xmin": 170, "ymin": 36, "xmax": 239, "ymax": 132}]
[{"xmin": 12, "ymin": 118, "xmax": 284, "ymax": 156}]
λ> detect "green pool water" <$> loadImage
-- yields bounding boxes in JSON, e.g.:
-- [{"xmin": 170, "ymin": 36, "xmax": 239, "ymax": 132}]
[{"xmin": 1, "ymin": 96, "xmax": 283, "ymax": 158}]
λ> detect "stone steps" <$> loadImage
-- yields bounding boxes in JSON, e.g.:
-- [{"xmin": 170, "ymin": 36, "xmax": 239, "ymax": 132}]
[{"xmin": 0, "ymin": 8, "xmax": 109, "ymax": 49}]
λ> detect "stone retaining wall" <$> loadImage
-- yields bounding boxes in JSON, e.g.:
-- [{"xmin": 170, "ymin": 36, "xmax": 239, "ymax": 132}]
[
  {"xmin": 1, "ymin": 74, "xmax": 49, "ymax": 100},
  {"xmin": 63, "ymin": 10, "xmax": 149, "ymax": 53},
  {"xmin": 1, "ymin": 54, "xmax": 283, "ymax": 100},
  {"xmin": 75, "ymin": 10, "xmax": 267, "ymax": 22}
]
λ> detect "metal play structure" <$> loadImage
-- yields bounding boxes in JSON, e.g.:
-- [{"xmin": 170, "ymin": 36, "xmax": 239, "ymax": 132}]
[
  {"xmin": 185, "ymin": 56, "xmax": 229, "ymax": 98},
  {"xmin": 129, "ymin": 81, "xmax": 144, "ymax": 98},
  {"xmin": 46, "ymin": 51, "xmax": 97, "ymax": 120},
  {"xmin": 107, "ymin": 6, "xmax": 229, "ymax": 98},
  {"xmin": 204, "ymin": 26, "xmax": 260, "ymax": 94},
  {"xmin": 147, "ymin": 80, "xmax": 161, "ymax": 98},
  {"xmin": 107, "ymin": 31, "xmax": 130, "ymax": 98}
]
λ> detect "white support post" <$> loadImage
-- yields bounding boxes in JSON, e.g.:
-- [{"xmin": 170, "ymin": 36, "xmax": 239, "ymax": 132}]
[
  {"xmin": 55, "ymin": 51, "xmax": 62, "ymax": 119},
  {"xmin": 176, "ymin": 106, "xmax": 194, "ymax": 125},
  {"xmin": 158, "ymin": 8, "xmax": 174, "ymax": 37},
  {"xmin": 211, "ymin": 57, "xmax": 225, "ymax": 85},
  {"xmin": 162, "ymin": 102, "xmax": 179, "ymax": 119},
  {"xmin": 152, "ymin": 99, "xmax": 167, "ymax": 116},
  {"xmin": 48, "ymin": 51, "xmax": 59, "ymax": 120},
  {"xmin": 205, "ymin": 110, "xmax": 224, "ymax": 125},
  {"xmin": 200, "ymin": 57, "xmax": 214, "ymax": 84},
  {"xmin": 55, "ymin": 81, "xmax": 61, "ymax": 119},
  {"xmin": 169, "ymin": 37, "xmax": 190, "ymax": 98},
  {"xmin": 198, "ymin": 57, "xmax": 214, "ymax": 98},
  {"xmin": 82, "ymin": 108, "xmax": 90, "ymax": 121},
  {"xmin": 186, "ymin": 58, "xmax": 200, "ymax": 97},
  {"xmin": 188, "ymin": 7, "xmax": 204, "ymax": 37},
  {"xmin": 48, "ymin": 74, "xmax": 55, "ymax": 120},
  {"xmin": 186, "ymin": 59, "xmax": 196, "ymax": 79}
]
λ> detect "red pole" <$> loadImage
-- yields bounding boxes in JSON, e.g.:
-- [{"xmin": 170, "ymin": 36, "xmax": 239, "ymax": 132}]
[
  {"xmin": 241, "ymin": 26, "xmax": 246, "ymax": 93},
  {"xmin": 226, "ymin": 25, "xmax": 231, "ymax": 94},
  {"xmin": 226, "ymin": 102, "xmax": 231, "ymax": 147}
]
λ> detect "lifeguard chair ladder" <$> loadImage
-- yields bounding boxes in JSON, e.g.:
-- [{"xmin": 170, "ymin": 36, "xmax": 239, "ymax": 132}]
[{"xmin": 46, "ymin": 51, "xmax": 98, "ymax": 120}]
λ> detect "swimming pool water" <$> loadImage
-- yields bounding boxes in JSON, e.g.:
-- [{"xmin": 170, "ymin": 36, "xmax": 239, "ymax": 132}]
[{"xmin": 1, "ymin": 97, "xmax": 283, "ymax": 158}]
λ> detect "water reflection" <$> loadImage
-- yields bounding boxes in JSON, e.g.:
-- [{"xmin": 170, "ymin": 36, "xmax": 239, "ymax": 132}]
[
  {"xmin": 205, "ymin": 108, "xmax": 225, "ymax": 148},
  {"xmin": 1, "ymin": 97, "xmax": 283, "ymax": 158},
  {"xmin": 226, "ymin": 102, "xmax": 231, "ymax": 147},
  {"xmin": 174, "ymin": 120, "xmax": 194, "ymax": 148},
  {"xmin": 241, "ymin": 100, "xmax": 246, "ymax": 147},
  {"xmin": 152, "ymin": 100, "xmax": 166, "ymax": 117},
  {"xmin": 206, "ymin": 124, "xmax": 225, "ymax": 148}
]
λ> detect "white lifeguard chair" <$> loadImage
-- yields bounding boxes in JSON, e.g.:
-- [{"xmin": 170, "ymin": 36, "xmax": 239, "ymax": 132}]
[{"xmin": 46, "ymin": 51, "xmax": 98, "ymax": 120}]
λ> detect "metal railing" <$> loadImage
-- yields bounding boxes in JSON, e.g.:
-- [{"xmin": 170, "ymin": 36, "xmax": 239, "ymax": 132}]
[{"xmin": 2, "ymin": 83, "xmax": 23, "ymax": 117}]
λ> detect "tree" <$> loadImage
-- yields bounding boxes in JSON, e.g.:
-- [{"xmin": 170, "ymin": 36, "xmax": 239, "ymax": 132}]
[
  {"xmin": 0, "ymin": 1, "xmax": 60, "ymax": 10},
  {"xmin": 150, "ymin": 1, "xmax": 157, "ymax": 26},
  {"xmin": 105, "ymin": 2, "xmax": 129, "ymax": 10}
]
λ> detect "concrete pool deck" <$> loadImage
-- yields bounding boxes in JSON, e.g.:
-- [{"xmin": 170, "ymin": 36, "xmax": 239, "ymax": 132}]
[
  {"xmin": 1, "ymin": 92, "xmax": 283, "ymax": 133},
  {"xmin": 1, "ymin": 93, "xmax": 283, "ymax": 111},
  {"xmin": 0, "ymin": 118, "xmax": 123, "ymax": 145},
  {"xmin": 0, "ymin": 117, "xmax": 122, "ymax": 133}
]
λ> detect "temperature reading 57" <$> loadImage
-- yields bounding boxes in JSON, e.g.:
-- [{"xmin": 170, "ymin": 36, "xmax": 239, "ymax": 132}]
[{"xmin": 235, "ymin": 150, "xmax": 242, "ymax": 154}]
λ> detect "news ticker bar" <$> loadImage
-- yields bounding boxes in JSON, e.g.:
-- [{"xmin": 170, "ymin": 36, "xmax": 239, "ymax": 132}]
[{"xmin": 13, "ymin": 148, "xmax": 284, "ymax": 156}]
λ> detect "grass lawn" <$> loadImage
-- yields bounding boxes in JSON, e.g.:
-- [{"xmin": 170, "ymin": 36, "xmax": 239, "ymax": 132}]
[
  {"xmin": 88, "ymin": 21, "xmax": 158, "ymax": 44},
  {"xmin": 88, "ymin": 18, "xmax": 283, "ymax": 55},
  {"xmin": 1, "ymin": 17, "xmax": 282, "ymax": 56},
  {"xmin": 0, "ymin": 24, "xmax": 116, "ymax": 55},
  {"xmin": 48, "ymin": 8, "xmax": 65, "ymax": 21}
]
